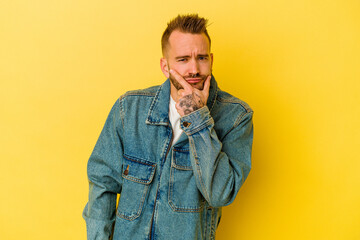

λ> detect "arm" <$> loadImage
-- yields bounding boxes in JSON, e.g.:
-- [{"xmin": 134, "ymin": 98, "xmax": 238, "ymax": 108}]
[
  {"xmin": 82, "ymin": 98, "xmax": 124, "ymax": 240},
  {"xmin": 169, "ymin": 69, "xmax": 253, "ymax": 207},
  {"xmin": 180, "ymin": 106, "xmax": 253, "ymax": 207}
]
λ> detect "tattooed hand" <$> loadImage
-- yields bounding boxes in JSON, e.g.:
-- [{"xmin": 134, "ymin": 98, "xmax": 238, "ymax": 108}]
[{"xmin": 170, "ymin": 69, "xmax": 211, "ymax": 116}]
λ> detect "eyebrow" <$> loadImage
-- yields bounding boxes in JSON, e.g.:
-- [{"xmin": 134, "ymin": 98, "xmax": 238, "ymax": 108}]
[{"xmin": 175, "ymin": 54, "xmax": 209, "ymax": 59}]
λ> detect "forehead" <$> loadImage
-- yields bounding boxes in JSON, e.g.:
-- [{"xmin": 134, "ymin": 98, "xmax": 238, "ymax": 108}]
[{"xmin": 167, "ymin": 30, "xmax": 210, "ymax": 56}]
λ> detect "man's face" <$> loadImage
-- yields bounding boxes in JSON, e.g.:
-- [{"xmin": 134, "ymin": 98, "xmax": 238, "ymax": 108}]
[{"xmin": 161, "ymin": 30, "xmax": 213, "ymax": 91}]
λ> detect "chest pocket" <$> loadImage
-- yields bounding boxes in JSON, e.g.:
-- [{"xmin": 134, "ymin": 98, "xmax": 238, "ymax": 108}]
[
  {"xmin": 168, "ymin": 147, "xmax": 205, "ymax": 212},
  {"xmin": 117, "ymin": 154, "xmax": 156, "ymax": 221}
]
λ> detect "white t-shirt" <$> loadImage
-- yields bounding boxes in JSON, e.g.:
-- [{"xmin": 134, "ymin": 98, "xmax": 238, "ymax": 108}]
[{"xmin": 169, "ymin": 96, "xmax": 183, "ymax": 145}]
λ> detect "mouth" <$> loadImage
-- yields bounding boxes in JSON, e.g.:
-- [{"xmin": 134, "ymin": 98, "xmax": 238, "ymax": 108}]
[{"xmin": 185, "ymin": 78, "xmax": 203, "ymax": 84}]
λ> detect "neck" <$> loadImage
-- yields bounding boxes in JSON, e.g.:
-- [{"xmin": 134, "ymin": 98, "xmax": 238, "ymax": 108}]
[{"xmin": 170, "ymin": 83, "xmax": 179, "ymax": 102}]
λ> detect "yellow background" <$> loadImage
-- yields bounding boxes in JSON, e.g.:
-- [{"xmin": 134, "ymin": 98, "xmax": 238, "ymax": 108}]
[{"xmin": 1, "ymin": 0, "xmax": 359, "ymax": 239}]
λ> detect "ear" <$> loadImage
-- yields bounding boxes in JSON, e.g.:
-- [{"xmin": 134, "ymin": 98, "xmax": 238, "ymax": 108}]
[
  {"xmin": 160, "ymin": 58, "xmax": 170, "ymax": 78},
  {"xmin": 210, "ymin": 53, "xmax": 214, "ymax": 69}
]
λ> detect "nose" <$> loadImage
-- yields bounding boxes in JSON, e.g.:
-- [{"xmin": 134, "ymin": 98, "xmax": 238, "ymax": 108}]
[{"xmin": 188, "ymin": 59, "xmax": 200, "ymax": 76}]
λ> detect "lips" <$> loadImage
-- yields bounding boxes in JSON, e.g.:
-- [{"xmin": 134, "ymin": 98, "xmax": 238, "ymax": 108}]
[{"xmin": 186, "ymin": 78, "xmax": 203, "ymax": 83}]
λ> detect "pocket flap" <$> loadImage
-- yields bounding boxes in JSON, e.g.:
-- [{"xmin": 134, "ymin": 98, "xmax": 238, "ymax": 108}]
[
  {"xmin": 172, "ymin": 147, "xmax": 192, "ymax": 170},
  {"xmin": 122, "ymin": 154, "xmax": 156, "ymax": 184}
]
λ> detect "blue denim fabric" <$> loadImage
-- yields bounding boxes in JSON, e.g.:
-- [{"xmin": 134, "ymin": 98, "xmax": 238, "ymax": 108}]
[{"xmin": 83, "ymin": 75, "xmax": 254, "ymax": 240}]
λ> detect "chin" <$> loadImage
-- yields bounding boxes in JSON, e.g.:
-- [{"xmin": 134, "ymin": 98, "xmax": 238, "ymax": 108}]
[{"xmin": 191, "ymin": 82, "xmax": 204, "ymax": 90}]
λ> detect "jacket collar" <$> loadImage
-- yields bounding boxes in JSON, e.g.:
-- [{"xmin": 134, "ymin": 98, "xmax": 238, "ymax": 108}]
[{"xmin": 146, "ymin": 74, "xmax": 218, "ymax": 125}]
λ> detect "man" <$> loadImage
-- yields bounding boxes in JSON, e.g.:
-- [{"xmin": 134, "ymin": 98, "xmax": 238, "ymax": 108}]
[{"xmin": 83, "ymin": 14, "xmax": 253, "ymax": 240}]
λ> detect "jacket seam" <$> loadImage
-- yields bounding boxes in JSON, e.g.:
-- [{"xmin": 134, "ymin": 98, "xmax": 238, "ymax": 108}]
[
  {"xmin": 124, "ymin": 92, "xmax": 156, "ymax": 97},
  {"xmin": 233, "ymin": 111, "xmax": 253, "ymax": 129},
  {"xmin": 118, "ymin": 96, "xmax": 125, "ymax": 128},
  {"xmin": 216, "ymin": 96, "xmax": 252, "ymax": 113}
]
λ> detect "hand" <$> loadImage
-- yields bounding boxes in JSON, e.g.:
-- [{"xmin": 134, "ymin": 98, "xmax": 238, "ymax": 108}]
[{"xmin": 170, "ymin": 69, "xmax": 211, "ymax": 116}]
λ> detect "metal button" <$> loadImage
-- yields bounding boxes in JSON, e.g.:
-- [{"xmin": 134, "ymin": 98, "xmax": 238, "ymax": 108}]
[
  {"xmin": 183, "ymin": 121, "xmax": 191, "ymax": 127},
  {"xmin": 124, "ymin": 165, "xmax": 129, "ymax": 175}
]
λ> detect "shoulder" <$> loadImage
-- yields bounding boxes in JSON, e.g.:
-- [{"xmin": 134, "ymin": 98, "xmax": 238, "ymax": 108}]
[
  {"xmin": 119, "ymin": 85, "xmax": 160, "ymax": 100},
  {"xmin": 215, "ymin": 88, "xmax": 253, "ymax": 114},
  {"xmin": 117, "ymin": 85, "xmax": 160, "ymax": 108},
  {"xmin": 114, "ymin": 85, "xmax": 160, "ymax": 122},
  {"xmin": 210, "ymin": 88, "xmax": 253, "ymax": 136}
]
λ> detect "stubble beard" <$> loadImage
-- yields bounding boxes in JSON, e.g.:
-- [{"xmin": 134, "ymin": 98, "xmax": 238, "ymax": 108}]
[{"xmin": 169, "ymin": 72, "xmax": 210, "ymax": 91}]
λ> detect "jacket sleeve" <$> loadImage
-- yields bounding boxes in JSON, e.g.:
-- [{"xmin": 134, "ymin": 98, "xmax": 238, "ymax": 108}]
[
  {"xmin": 180, "ymin": 106, "xmax": 253, "ymax": 207},
  {"xmin": 82, "ymin": 98, "xmax": 124, "ymax": 240}
]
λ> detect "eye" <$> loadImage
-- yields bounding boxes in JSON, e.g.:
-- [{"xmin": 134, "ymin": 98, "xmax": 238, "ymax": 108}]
[
  {"xmin": 177, "ymin": 58, "xmax": 187, "ymax": 62},
  {"xmin": 199, "ymin": 56, "xmax": 208, "ymax": 60}
]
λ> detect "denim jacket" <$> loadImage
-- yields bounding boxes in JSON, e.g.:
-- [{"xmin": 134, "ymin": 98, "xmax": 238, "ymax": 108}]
[{"xmin": 83, "ymin": 75, "xmax": 254, "ymax": 240}]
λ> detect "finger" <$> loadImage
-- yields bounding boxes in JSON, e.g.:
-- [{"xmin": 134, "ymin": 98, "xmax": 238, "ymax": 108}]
[
  {"xmin": 169, "ymin": 69, "xmax": 193, "ymax": 92},
  {"xmin": 202, "ymin": 75, "xmax": 211, "ymax": 93},
  {"xmin": 179, "ymin": 92, "xmax": 187, "ymax": 98},
  {"xmin": 177, "ymin": 89, "xmax": 185, "ymax": 95},
  {"xmin": 177, "ymin": 89, "xmax": 186, "ymax": 98}
]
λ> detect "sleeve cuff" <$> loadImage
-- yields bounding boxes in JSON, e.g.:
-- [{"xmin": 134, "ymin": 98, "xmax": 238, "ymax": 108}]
[{"xmin": 180, "ymin": 106, "xmax": 214, "ymax": 135}]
